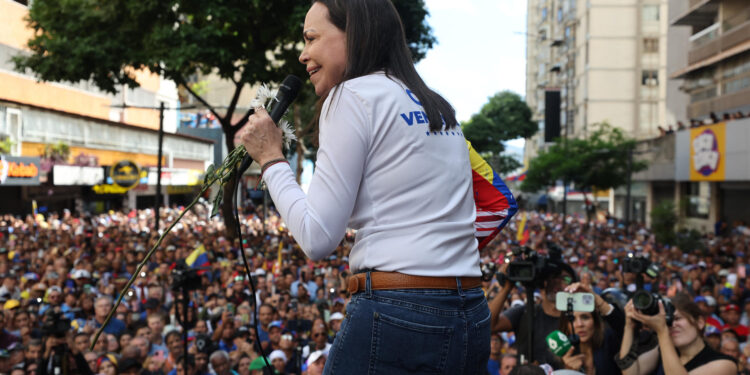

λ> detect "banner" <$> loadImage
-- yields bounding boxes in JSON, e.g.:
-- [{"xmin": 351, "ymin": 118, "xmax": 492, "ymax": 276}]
[{"xmin": 690, "ymin": 123, "xmax": 725, "ymax": 181}]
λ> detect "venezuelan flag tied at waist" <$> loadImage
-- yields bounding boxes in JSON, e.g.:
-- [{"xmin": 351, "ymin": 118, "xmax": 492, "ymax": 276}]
[
  {"xmin": 185, "ymin": 244, "xmax": 210, "ymax": 274},
  {"xmin": 467, "ymin": 141, "xmax": 518, "ymax": 250}
]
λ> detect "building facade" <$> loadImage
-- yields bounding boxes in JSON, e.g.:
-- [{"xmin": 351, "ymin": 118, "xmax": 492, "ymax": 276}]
[
  {"xmin": 0, "ymin": 0, "xmax": 213, "ymax": 214},
  {"xmin": 635, "ymin": 0, "xmax": 750, "ymax": 232}
]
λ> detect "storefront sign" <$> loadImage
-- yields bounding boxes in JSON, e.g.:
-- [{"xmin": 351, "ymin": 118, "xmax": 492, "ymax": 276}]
[
  {"xmin": 93, "ymin": 184, "xmax": 130, "ymax": 194},
  {"xmin": 145, "ymin": 168, "xmax": 202, "ymax": 186},
  {"xmin": 53, "ymin": 165, "xmax": 104, "ymax": 185},
  {"xmin": 690, "ymin": 123, "xmax": 725, "ymax": 181},
  {"xmin": 111, "ymin": 160, "xmax": 140, "ymax": 189},
  {"xmin": 0, "ymin": 156, "xmax": 41, "ymax": 186}
]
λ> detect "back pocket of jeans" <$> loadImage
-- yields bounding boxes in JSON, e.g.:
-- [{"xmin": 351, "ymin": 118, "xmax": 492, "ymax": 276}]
[{"xmin": 370, "ymin": 311, "xmax": 453, "ymax": 374}]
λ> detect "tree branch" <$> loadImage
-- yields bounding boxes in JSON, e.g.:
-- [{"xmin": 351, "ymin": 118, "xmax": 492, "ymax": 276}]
[
  {"xmin": 175, "ymin": 76, "xmax": 223, "ymax": 121},
  {"xmin": 224, "ymin": 81, "xmax": 244, "ymax": 124}
]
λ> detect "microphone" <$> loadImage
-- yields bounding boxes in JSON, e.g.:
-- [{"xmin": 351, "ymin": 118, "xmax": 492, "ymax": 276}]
[
  {"xmin": 238, "ymin": 75, "xmax": 303, "ymax": 174},
  {"xmin": 545, "ymin": 330, "xmax": 572, "ymax": 357}
]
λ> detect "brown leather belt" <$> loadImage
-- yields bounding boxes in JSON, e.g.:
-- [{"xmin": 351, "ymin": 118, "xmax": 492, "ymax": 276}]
[{"xmin": 347, "ymin": 271, "xmax": 482, "ymax": 294}]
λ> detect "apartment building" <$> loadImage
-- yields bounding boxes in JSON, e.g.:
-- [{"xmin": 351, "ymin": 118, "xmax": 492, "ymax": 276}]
[{"xmin": 524, "ymin": 0, "xmax": 670, "ymax": 218}]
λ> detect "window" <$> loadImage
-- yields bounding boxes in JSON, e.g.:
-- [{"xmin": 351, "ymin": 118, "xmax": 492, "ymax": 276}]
[
  {"xmin": 643, "ymin": 38, "xmax": 659, "ymax": 53},
  {"xmin": 541, "ymin": 8, "xmax": 548, "ymax": 21},
  {"xmin": 641, "ymin": 70, "xmax": 658, "ymax": 86},
  {"xmin": 557, "ymin": 7, "xmax": 563, "ymax": 22},
  {"xmin": 643, "ymin": 5, "xmax": 659, "ymax": 22},
  {"xmin": 5, "ymin": 108, "xmax": 22, "ymax": 156},
  {"xmin": 685, "ymin": 182, "xmax": 710, "ymax": 219},
  {"xmin": 565, "ymin": 26, "xmax": 571, "ymax": 38}
]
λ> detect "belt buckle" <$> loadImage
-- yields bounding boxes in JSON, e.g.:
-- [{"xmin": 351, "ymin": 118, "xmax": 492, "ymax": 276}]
[{"xmin": 347, "ymin": 276, "xmax": 360, "ymax": 294}]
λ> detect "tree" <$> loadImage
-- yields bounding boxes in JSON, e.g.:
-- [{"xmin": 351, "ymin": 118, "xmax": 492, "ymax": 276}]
[
  {"xmin": 520, "ymin": 123, "xmax": 648, "ymax": 198},
  {"xmin": 462, "ymin": 91, "xmax": 536, "ymax": 174},
  {"xmin": 14, "ymin": 0, "xmax": 436, "ymax": 238},
  {"xmin": 650, "ymin": 200, "xmax": 677, "ymax": 245}
]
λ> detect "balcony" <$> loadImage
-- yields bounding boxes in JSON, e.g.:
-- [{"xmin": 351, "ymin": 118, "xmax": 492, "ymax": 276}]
[
  {"xmin": 687, "ymin": 85, "xmax": 750, "ymax": 119},
  {"xmin": 722, "ymin": 7, "xmax": 750, "ymax": 50},
  {"xmin": 688, "ymin": 23, "xmax": 720, "ymax": 65},
  {"xmin": 673, "ymin": 0, "xmax": 719, "ymax": 28},
  {"xmin": 678, "ymin": 12, "xmax": 750, "ymax": 74}
]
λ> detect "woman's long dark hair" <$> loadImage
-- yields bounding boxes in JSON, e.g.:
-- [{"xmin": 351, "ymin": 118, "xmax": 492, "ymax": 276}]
[
  {"xmin": 559, "ymin": 311, "xmax": 606, "ymax": 350},
  {"xmin": 311, "ymin": 0, "xmax": 456, "ymax": 132}
]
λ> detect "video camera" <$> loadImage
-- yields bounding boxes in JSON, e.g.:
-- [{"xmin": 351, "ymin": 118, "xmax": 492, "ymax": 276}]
[
  {"xmin": 621, "ymin": 254, "xmax": 675, "ymax": 325},
  {"xmin": 171, "ymin": 260, "xmax": 202, "ymax": 292},
  {"xmin": 506, "ymin": 242, "xmax": 577, "ymax": 287},
  {"xmin": 41, "ymin": 309, "xmax": 71, "ymax": 338}
]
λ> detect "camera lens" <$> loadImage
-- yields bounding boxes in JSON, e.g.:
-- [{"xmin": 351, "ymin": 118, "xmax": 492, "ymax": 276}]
[{"xmin": 632, "ymin": 290, "xmax": 658, "ymax": 315}]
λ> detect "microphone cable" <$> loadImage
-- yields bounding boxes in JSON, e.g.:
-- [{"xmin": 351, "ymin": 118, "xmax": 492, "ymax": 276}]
[{"xmin": 233, "ymin": 167, "xmax": 273, "ymax": 373}]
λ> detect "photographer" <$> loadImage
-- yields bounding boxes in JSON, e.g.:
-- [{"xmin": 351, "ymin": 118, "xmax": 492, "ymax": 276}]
[
  {"xmin": 37, "ymin": 334, "xmax": 93, "ymax": 375},
  {"xmin": 618, "ymin": 293, "xmax": 736, "ymax": 375},
  {"xmin": 490, "ymin": 263, "xmax": 576, "ymax": 367},
  {"xmin": 556, "ymin": 282, "xmax": 625, "ymax": 375}
]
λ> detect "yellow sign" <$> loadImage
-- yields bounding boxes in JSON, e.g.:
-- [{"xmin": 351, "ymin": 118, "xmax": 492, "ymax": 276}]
[
  {"xmin": 690, "ymin": 123, "xmax": 725, "ymax": 181},
  {"xmin": 93, "ymin": 184, "xmax": 130, "ymax": 194},
  {"xmin": 111, "ymin": 160, "xmax": 140, "ymax": 189}
]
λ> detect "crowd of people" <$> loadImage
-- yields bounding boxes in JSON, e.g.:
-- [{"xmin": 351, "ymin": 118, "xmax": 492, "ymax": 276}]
[{"xmin": 0, "ymin": 203, "xmax": 749, "ymax": 375}]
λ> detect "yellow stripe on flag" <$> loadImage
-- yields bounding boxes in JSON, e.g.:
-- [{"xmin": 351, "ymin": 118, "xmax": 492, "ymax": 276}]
[
  {"xmin": 466, "ymin": 141, "xmax": 494, "ymax": 183},
  {"xmin": 516, "ymin": 212, "xmax": 527, "ymax": 242},
  {"xmin": 185, "ymin": 244, "xmax": 206, "ymax": 265}
]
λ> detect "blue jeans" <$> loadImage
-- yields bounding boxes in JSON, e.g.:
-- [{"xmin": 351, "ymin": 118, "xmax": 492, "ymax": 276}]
[{"xmin": 323, "ymin": 273, "xmax": 490, "ymax": 374}]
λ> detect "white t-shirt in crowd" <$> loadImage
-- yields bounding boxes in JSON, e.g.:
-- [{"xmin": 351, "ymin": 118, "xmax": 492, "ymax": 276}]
[{"xmin": 263, "ymin": 72, "xmax": 480, "ymax": 277}]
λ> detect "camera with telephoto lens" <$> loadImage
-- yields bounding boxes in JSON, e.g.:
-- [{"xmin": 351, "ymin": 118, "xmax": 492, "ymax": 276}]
[
  {"xmin": 41, "ymin": 310, "xmax": 71, "ymax": 338},
  {"xmin": 622, "ymin": 255, "xmax": 676, "ymax": 325},
  {"xmin": 506, "ymin": 242, "xmax": 575, "ymax": 287}
]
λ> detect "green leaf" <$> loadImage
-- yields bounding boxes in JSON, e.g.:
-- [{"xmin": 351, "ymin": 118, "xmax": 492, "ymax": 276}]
[
  {"xmin": 211, "ymin": 190, "xmax": 223, "ymax": 218},
  {"xmin": 204, "ymin": 164, "xmax": 216, "ymax": 185}
]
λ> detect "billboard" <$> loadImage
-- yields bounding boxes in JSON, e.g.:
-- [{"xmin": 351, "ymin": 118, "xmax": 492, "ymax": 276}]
[{"xmin": 690, "ymin": 123, "xmax": 725, "ymax": 181}]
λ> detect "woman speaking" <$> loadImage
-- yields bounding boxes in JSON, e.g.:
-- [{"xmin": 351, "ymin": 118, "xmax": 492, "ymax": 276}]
[{"xmin": 239, "ymin": 0, "xmax": 489, "ymax": 374}]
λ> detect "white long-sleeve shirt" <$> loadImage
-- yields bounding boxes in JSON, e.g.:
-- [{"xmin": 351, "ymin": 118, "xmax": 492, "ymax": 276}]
[{"xmin": 263, "ymin": 72, "xmax": 480, "ymax": 277}]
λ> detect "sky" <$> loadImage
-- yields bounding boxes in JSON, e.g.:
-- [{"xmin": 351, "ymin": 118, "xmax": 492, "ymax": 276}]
[{"xmin": 416, "ymin": 0, "xmax": 528, "ymax": 158}]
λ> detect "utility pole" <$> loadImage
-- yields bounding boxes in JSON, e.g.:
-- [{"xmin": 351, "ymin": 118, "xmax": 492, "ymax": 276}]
[
  {"xmin": 156, "ymin": 102, "xmax": 165, "ymax": 232},
  {"xmin": 624, "ymin": 146, "xmax": 633, "ymax": 235}
]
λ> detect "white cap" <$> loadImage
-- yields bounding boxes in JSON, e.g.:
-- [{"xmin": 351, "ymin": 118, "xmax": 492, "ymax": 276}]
[
  {"xmin": 306, "ymin": 350, "xmax": 328, "ymax": 366},
  {"xmin": 511, "ymin": 300, "xmax": 525, "ymax": 308},
  {"xmin": 329, "ymin": 312, "xmax": 345, "ymax": 321},
  {"xmin": 72, "ymin": 269, "xmax": 91, "ymax": 279},
  {"xmin": 269, "ymin": 350, "xmax": 287, "ymax": 363}
]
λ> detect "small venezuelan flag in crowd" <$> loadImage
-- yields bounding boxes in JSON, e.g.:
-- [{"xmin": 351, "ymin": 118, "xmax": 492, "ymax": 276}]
[
  {"xmin": 186, "ymin": 244, "xmax": 210, "ymax": 274},
  {"xmin": 467, "ymin": 141, "xmax": 519, "ymax": 250}
]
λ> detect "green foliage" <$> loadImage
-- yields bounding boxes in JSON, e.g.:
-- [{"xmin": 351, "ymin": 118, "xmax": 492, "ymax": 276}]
[
  {"xmin": 650, "ymin": 200, "xmax": 677, "ymax": 245},
  {"xmin": 462, "ymin": 91, "xmax": 536, "ymax": 155},
  {"xmin": 520, "ymin": 123, "xmax": 648, "ymax": 193},
  {"xmin": 43, "ymin": 141, "xmax": 71, "ymax": 162},
  {"xmin": 0, "ymin": 137, "xmax": 13, "ymax": 155},
  {"xmin": 392, "ymin": 0, "xmax": 436, "ymax": 62},
  {"xmin": 487, "ymin": 154, "xmax": 522, "ymax": 176}
]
